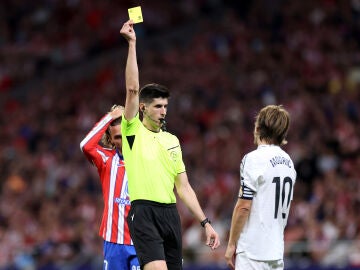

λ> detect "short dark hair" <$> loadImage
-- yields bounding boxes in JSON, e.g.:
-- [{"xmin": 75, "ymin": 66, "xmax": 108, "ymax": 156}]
[{"xmin": 139, "ymin": 83, "xmax": 170, "ymax": 104}]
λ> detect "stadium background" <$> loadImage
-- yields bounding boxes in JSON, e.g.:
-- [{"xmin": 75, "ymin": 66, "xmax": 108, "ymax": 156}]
[{"xmin": 1, "ymin": 0, "xmax": 360, "ymax": 269}]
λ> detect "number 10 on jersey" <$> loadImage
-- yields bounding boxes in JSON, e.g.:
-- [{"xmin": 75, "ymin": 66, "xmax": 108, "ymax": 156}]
[{"xmin": 272, "ymin": 176, "xmax": 294, "ymax": 219}]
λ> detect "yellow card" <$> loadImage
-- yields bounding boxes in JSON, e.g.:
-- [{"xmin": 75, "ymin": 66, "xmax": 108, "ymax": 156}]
[{"xmin": 128, "ymin": 6, "xmax": 143, "ymax": 24}]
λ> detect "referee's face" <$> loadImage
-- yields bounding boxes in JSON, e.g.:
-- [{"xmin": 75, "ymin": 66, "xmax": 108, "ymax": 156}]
[
  {"xmin": 109, "ymin": 124, "xmax": 122, "ymax": 150},
  {"xmin": 146, "ymin": 98, "xmax": 168, "ymax": 124}
]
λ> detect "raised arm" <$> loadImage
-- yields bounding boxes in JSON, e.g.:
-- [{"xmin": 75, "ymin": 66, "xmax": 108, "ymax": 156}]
[{"xmin": 120, "ymin": 20, "xmax": 139, "ymax": 121}]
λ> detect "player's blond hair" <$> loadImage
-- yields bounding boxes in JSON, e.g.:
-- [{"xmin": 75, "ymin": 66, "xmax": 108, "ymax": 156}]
[
  {"xmin": 101, "ymin": 105, "xmax": 123, "ymax": 149},
  {"xmin": 254, "ymin": 105, "xmax": 290, "ymax": 146}
]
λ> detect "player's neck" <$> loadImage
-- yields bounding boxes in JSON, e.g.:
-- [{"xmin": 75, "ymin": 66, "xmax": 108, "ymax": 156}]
[{"xmin": 257, "ymin": 139, "xmax": 270, "ymax": 146}]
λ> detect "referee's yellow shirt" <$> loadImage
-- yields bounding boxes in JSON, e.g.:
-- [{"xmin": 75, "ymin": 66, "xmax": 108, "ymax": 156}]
[{"xmin": 121, "ymin": 114, "xmax": 186, "ymax": 203}]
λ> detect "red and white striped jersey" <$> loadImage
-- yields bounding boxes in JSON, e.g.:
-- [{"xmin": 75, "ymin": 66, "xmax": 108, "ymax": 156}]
[{"xmin": 80, "ymin": 114, "xmax": 132, "ymax": 245}]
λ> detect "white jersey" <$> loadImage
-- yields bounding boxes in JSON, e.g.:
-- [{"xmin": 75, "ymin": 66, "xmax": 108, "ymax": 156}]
[{"xmin": 236, "ymin": 144, "xmax": 297, "ymax": 260}]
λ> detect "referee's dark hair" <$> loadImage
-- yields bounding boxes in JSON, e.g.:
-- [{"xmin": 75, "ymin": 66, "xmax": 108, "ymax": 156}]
[{"xmin": 139, "ymin": 83, "xmax": 170, "ymax": 104}]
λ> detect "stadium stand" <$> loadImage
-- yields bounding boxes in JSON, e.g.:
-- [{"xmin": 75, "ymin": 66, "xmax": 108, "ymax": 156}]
[{"xmin": 1, "ymin": 1, "xmax": 359, "ymax": 269}]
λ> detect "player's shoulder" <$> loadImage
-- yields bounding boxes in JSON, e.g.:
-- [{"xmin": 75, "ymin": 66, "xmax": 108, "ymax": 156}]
[
  {"xmin": 270, "ymin": 146, "xmax": 293, "ymax": 161},
  {"xmin": 242, "ymin": 146, "xmax": 274, "ymax": 167},
  {"xmin": 245, "ymin": 147, "xmax": 264, "ymax": 160},
  {"xmin": 241, "ymin": 149, "xmax": 261, "ymax": 168}
]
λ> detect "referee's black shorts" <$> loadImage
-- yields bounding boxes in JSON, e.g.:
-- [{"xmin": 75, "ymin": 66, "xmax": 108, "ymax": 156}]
[{"xmin": 127, "ymin": 200, "xmax": 182, "ymax": 270}]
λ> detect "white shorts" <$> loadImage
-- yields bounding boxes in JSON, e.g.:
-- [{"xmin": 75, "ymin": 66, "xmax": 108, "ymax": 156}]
[{"xmin": 235, "ymin": 252, "xmax": 284, "ymax": 270}]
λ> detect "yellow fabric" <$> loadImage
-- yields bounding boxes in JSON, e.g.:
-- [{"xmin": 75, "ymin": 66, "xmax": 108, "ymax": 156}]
[{"xmin": 121, "ymin": 114, "xmax": 185, "ymax": 203}]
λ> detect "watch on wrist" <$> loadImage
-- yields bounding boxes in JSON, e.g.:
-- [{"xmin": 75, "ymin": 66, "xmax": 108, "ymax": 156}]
[{"xmin": 200, "ymin": 217, "xmax": 211, "ymax": 227}]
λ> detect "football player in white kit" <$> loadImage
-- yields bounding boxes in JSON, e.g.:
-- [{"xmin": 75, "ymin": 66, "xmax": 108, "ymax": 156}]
[{"xmin": 225, "ymin": 105, "xmax": 297, "ymax": 270}]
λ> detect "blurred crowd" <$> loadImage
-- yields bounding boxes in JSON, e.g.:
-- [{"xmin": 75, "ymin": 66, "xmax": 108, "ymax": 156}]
[{"xmin": 1, "ymin": 0, "xmax": 360, "ymax": 269}]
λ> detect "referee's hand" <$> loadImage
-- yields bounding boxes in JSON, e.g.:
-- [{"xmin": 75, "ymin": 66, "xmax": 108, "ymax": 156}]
[
  {"xmin": 204, "ymin": 224, "xmax": 220, "ymax": 250},
  {"xmin": 120, "ymin": 20, "xmax": 136, "ymax": 42}
]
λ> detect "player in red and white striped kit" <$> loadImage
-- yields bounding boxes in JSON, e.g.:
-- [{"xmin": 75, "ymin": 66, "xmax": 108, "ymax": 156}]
[{"xmin": 80, "ymin": 105, "xmax": 139, "ymax": 270}]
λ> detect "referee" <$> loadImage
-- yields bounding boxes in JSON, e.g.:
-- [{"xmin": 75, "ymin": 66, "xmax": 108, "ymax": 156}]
[{"xmin": 119, "ymin": 20, "xmax": 220, "ymax": 270}]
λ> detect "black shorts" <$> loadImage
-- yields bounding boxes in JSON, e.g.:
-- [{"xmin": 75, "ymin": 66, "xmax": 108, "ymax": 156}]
[{"xmin": 127, "ymin": 200, "xmax": 182, "ymax": 270}]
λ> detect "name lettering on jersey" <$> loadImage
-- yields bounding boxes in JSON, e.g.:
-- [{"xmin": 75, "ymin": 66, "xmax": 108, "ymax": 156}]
[
  {"xmin": 114, "ymin": 197, "xmax": 131, "ymax": 205},
  {"xmin": 96, "ymin": 149, "xmax": 109, "ymax": 163},
  {"xmin": 269, "ymin": 156, "xmax": 291, "ymax": 168},
  {"xmin": 115, "ymin": 182, "xmax": 131, "ymax": 205}
]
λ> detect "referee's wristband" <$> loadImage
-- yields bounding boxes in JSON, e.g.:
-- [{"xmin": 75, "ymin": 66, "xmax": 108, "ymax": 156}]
[{"xmin": 200, "ymin": 217, "xmax": 211, "ymax": 228}]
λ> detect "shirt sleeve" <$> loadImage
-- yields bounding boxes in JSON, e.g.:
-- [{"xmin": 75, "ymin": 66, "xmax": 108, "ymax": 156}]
[
  {"xmin": 240, "ymin": 153, "xmax": 261, "ymax": 193},
  {"xmin": 121, "ymin": 112, "xmax": 141, "ymax": 136},
  {"xmin": 80, "ymin": 114, "xmax": 112, "ymax": 169},
  {"xmin": 172, "ymin": 137, "xmax": 186, "ymax": 174}
]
